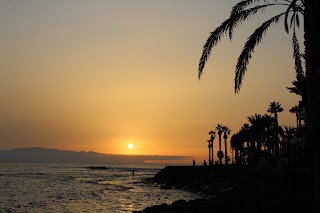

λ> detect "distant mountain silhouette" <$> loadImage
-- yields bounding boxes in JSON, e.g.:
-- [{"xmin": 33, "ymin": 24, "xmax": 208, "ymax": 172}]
[{"xmin": 0, "ymin": 147, "xmax": 191, "ymax": 164}]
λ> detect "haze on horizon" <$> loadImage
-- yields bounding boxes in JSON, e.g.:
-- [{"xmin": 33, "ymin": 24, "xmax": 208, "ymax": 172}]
[{"xmin": 0, "ymin": 1, "xmax": 302, "ymax": 161}]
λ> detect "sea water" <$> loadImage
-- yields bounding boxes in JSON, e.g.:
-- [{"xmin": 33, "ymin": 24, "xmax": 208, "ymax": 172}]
[{"xmin": 0, "ymin": 163, "xmax": 200, "ymax": 212}]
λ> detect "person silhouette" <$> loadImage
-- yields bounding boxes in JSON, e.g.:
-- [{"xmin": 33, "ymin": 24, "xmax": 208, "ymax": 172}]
[
  {"xmin": 193, "ymin": 159, "xmax": 195, "ymax": 166},
  {"xmin": 203, "ymin": 160, "xmax": 207, "ymax": 166}
]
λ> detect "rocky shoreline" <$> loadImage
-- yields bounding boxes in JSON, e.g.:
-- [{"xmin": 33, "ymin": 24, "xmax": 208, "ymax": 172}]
[{"xmin": 134, "ymin": 165, "xmax": 318, "ymax": 213}]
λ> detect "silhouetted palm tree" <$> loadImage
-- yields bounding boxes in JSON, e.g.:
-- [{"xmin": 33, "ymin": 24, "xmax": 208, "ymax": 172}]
[
  {"xmin": 281, "ymin": 125, "xmax": 297, "ymax": 166},
  {"xmin": 230, "ymin": 125, "xmax": 249, "ymax": 165},
  {"xmin": 216, "ymin": 150, "xmax": 224, "ymax": 164},
  {"xmin": 198, "ymin": 0, "xmax": 304, "ymax": 92},
  {"xmin": 247, "ymin": 113, "xmax": 272, "ymax": 165},
  {"xmin": 207, "ymin": 139, "xmax": 212, "ymax": 166},
  {"xmin": 287, "ymin": 68, "xmax": 306, "ymax": 107},
  {"xmin": 268, "ymin": 101, "xmax": 284, "ymax": 157},
  {"xmin": 222, "ymin": 126, "xmax": 231, "ymax": 165},
  {"xmin": 290, "ymin": 105, "xmax": 304, "ymax": 130},
  {"xmin": 287, "ymin": 51, "xmax": 305, "ymax": 99},
  {"xmin": 208, "ymin": 130, "xmax": 216, "ymax": 165},
  {"xmin": 262, "ymin": 115, "xmax": 277, "ymax": 158},
  {"xmin": 240, "ymin": 123, "xmax": 251, "ymax": 165},
  {"xmin": 198, "ymin": 0, "xmax": 320, "ymax": 201},
  {"xmin": 215, "ymin": 124, "xmax": 224, "ymax": 164},
  {"xmin": 268, "ymin": 101, "xmax": 284, "ymax": 127},
  {"xmin": 230, "ymin": 133, "xmax": 243, "ymax": 165},
  {"xmin": 303, "ymin": 1, "xmax": 320, "ymax": 202}
]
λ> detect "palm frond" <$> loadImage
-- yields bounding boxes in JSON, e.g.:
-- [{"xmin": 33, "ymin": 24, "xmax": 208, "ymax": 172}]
[
  {"xmin": 234, "ymin": 12, "xmax": 286, "ymax": 93},
  {"xmin": 198, "ymin": 21, "xmax": 229, "ymax": 79},
  {"xmin": 290, "ymin": 11, "xmax": 295, "ymax": 29},
  {"xmin": 295, "ymin": 13, "xmax": 300, "ymax": 27},
  {"xmin": 230, "ymin": 0, "xmax": 266, "ymax": 15},
  {"xmin": 292, "ymin": 30, "xmax": 304, "ymax": 78},
  {"xmin": 286, "ymin": 77, "xmax": 305, "ymax": 96},
  {"xmin": 286, "ymin": 86, "xmax": 302, "ymax": 95},
  {"xmin": 284, "ymin": 0, "xmax": 297, "ymax": 32},
  {"xmin": 198, "ymin": 4, "xmax": 274, "ymax": 79},
  {"xmin": 228, "ymin": 4, "xmax": 279, "ymax": 40}
]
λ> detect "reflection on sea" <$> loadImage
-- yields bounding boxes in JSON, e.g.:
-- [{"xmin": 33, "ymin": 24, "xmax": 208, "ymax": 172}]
[{"xmin": 0, "ymin": 163, "xmax": 200, "ymax": 212}]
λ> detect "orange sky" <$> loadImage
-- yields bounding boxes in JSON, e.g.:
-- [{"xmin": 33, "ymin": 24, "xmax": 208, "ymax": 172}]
[{"xmin": 0, "ymin": 1, "xmax": 302, "ymax": 162}]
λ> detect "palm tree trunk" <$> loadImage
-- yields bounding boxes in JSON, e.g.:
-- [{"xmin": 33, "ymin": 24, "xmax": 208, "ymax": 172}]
[
  {"xmin": 219, "ymin": 135, "xmax": 222, "ymax": 164},
  {"xmin": 250, "ymin": 140, "xmax": 256, "ymax": 166},
  {"xmin": 246, "ymin": 141, "xmax": 250, "ymax": 165},
  {"xmin": 208, "ymin": 145, "xmax": 211, "ymax": 165},
  {"xmin": 274, "ymin": 112, "xmax": 280, "ymax": 157},
  {"xmin": 211, "ymin": 144, "xmax": 214, "ymax": 165},
  {"xmin": 304, "ymin": 0, "xmax": 320, "ymax": 204},
  {"xmin": 224, "ymin": 139, "xmax": 228, "ymax": 165}
]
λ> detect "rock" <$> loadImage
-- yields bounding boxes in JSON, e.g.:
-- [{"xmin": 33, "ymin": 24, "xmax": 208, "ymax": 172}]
[
  {"xmin": 142, "ymin": 203, "xmax": 169, "ymax": 213},
  {"xmin": 137, "ymin": 165, "xmax": 317, "ymax": 213},
  {"xmin": 160, "ymin": 184, "xmax": 172, "ymax": 189}
]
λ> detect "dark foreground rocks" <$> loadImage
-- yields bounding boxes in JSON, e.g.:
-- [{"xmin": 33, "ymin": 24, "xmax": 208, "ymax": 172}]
[{"xmin": 134, "ymin": 165, "xmax": 319, "ymax": 213}]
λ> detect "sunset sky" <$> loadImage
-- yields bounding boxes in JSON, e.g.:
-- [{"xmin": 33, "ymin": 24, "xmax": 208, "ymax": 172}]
[{"xmin": 0, "ymin": 0, "xmax": 303, "ymax": 162}]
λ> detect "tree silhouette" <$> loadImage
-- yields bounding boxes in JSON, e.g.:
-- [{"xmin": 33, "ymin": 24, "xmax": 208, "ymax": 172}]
[
  {"xmin": 290, "ymin": 105, "xmax": 304, "ymax": 131},
  {"xmin": 281, "ymin": 125, "xmax": 297, "ymax": 167},
  {"xmin": 198, "ymin": 0, "xmax": 320, "ymax": 202},
  {"xmin": 267, "ymin": 101, "xmax": 284, "ymax": 157},
  {"xmin": 208, "ymin": 130, "xmax": 216, "ymax": 165},
  {"xmin": 198, "ymin": 0, "xmax": 304, "ymax": 92},
  {"xmin": 230, "ymin": 133, "xmax": 243, "ymax": 165},
  {"xmin": 222, "ymin": 126, "xmax": 231, "ymax": 165},
  {"xmin": 216, "ymin": 150, "xmax": 224, "ymax": 164},
  {"xmin": 215, "ymin": 124, "xmax": 224, "ymax": 164},
  {"xmin": 268, "ymin": 101, "xmax": 284, "ymax": 127},
  {"xmin": 303, "ymin": 2, "xmax": 320, "ymax": 202}
]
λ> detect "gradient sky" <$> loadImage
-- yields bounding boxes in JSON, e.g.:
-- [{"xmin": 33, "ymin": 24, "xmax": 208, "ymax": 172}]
[{"xmin": 0, "ymin": 0, "xmax": 303, "ymax": 162}]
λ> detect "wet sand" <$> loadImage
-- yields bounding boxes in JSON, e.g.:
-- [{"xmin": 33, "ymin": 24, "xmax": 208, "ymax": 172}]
[{"xmin": 134, "ymin": 165, "xmax": 318, "ymax": 213}]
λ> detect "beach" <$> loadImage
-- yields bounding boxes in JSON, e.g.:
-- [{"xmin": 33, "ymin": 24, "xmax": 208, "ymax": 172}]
[{"xmin": 135, "ymin": 165, "xmax": 318, "ymax": 213}]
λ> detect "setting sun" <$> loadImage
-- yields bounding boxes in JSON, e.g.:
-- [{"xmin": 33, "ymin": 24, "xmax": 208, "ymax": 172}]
[{"xmin": 128, "ymin": 144, "xmax": 134, "ymax": 149}]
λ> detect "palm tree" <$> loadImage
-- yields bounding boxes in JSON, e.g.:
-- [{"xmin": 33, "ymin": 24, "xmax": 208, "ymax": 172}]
[
  {"xmin": 216, "ymin": 150, "xmax": 224, "ymax": 165},
  {"xmin": 262, "ymin": 115, "xmax": 277, "ymax": 158},
  {"xmin": 247, "ymin": 113, "xmax": 272, "ymax": 165},
  {"xmin": 268, "ymin": 101, "xmax": 284, "ymax": 127},
  {"xmin": 230, "ymin": 133, "xmax": 241, "ymax": 165},
  {"xmin": 268, "ymin": 101, "xmax": 284, "ymax": 157},
  {"xmin": 215, "ymin": 124, "xmax": 224, "ymax": 164},
  {"xmin": 198, "ymin": 0, "xmax": 320, "ymax": 201},
  {"xmin": 247, "ymin": 114, "xmax": 265, "ymax": 149},
  {"xmin": 281, "ymin": 125, "xmax": 297, "ymax": 167},
  {"xmin": 304, "ymin": 1, "xmax": 320, "ymax": 202},
  {"xmin": 207, "ymin": 139, "xmax": 212, "ymax": 166},
  {"xmin": 287, "ymin": 52, "xmax": 305, "ymax": 100},
  {"xmin": 240, "ymin": 123, "xmax": 251, "ymax": 165},
  {"xmin": 222, "ymin": 126, "xmax": 231, "ymax": 165},
  {"xmin": 287, "ymin": 75, "xmax": 305, "ymax": 99},
  {"xmin": 290, "ymin": 105, "xmax": 304, "ymax": 130},
  {"xmin": 198, "ymin": 0, "xmax": 304, "ymax": 92},
  {"xmin": 208, "ymin": 130, "xmax": 216, "ymax": 165}
]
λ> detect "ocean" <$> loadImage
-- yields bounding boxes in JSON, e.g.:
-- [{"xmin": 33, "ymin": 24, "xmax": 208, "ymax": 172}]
[{"xmin": 0, "ymin": 163, "xmax": 201, "ymax": 213}]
